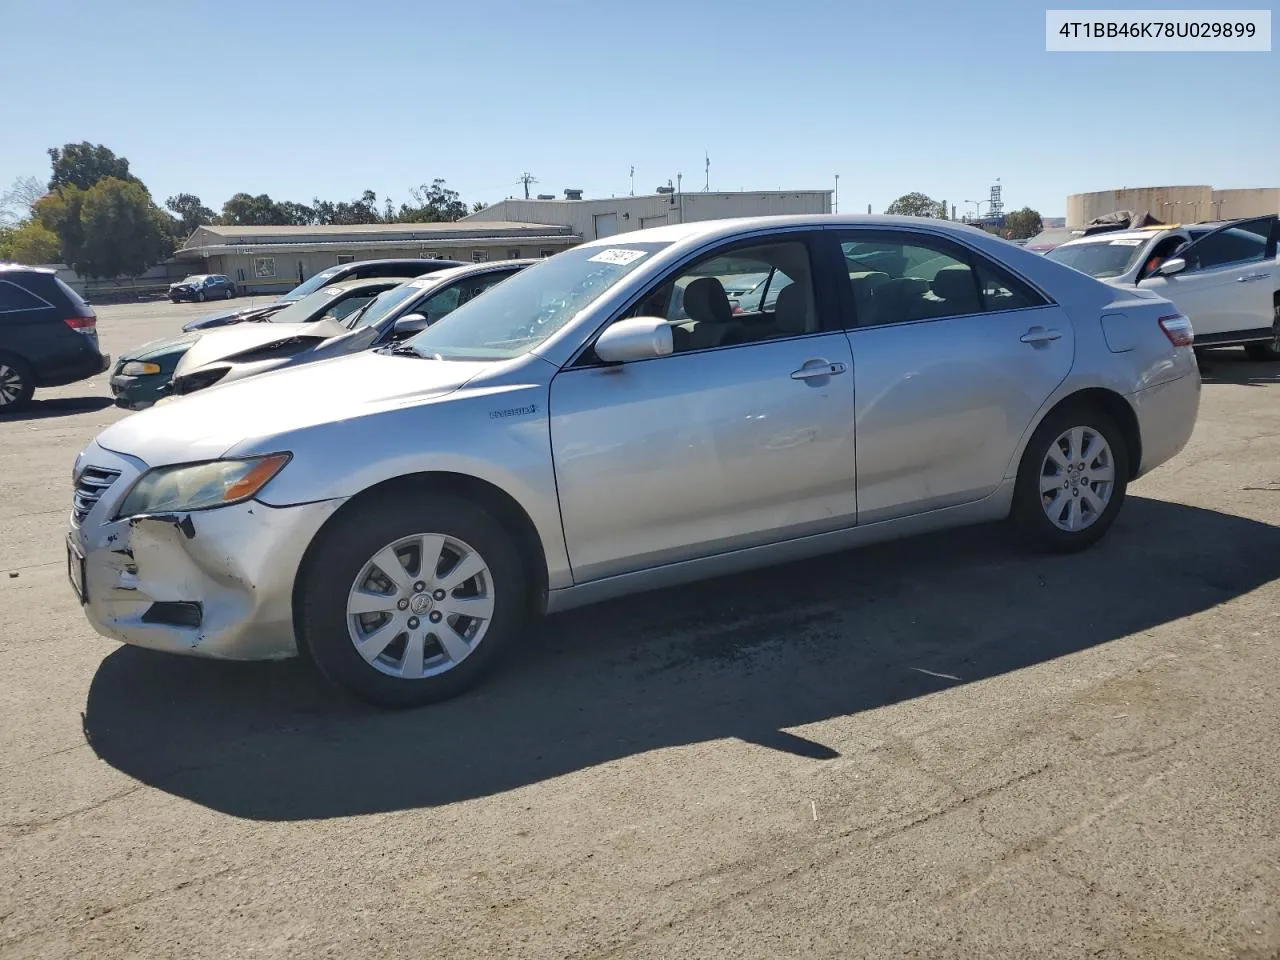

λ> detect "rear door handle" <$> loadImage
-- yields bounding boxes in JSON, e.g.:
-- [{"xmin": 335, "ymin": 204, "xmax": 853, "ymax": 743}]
[
  {"xmin": 1020, "ymin": 327, "xmax": 1062, "ymax": 344},
  {"xmin": 1236, "ymin": 273, "xmax": 1270, "ymax": 282},
  {"xmin": 791, "ymin": 360, "xmax": 848, "ymax": 380}
]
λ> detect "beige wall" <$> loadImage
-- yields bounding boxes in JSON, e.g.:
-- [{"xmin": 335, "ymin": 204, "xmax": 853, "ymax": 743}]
[
  {"xmin": 1210, "ymin": 188, "xmax": 1280, "ymax": 221},
  {"xmin": 1067, "ymin": 186, "xmax": 1212, "ymax": 227}
]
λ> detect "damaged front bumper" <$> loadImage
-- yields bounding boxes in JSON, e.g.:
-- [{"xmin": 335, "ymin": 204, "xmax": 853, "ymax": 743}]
[{"xmin": 69, "ymin": 444, "xmax": 345, "ymax": 660}]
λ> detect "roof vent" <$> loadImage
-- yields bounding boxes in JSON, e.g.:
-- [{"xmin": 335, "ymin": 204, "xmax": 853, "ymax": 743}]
[
  {"xmin": 535, "ymin": 194, "xmax": 555, "ymax": 200},
  {"xmin": 655, "ymin": 185, "xmax": 675, "ymax": 194},
  {"xmin": 564, "ymin": 188, "xmax": 583, "ymax": 200}
]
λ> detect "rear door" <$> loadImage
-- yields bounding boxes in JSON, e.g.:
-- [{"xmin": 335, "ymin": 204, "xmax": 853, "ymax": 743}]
[
  {"xmin": 824, "ymin": 228, "xmax": 1073, "ymax": 523},
  {"xmin": 1139, "ymin": 216, "xmax": 1276, "ymax": 340},
  {"xmin": 0, "ymin": 276, "xmax": 62, "ymax": 368}
]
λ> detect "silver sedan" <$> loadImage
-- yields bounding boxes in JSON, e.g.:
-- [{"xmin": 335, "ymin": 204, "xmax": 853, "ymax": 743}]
[{"xmin": 68, "ymin": 215, "xmax": 1201, "ymax": 706}]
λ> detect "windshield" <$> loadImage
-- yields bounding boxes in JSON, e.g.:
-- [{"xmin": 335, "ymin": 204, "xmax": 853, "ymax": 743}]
[
  {"xmin": 282, "ymin": 265, "xmax": 344, "ymax": 302},
  {"xmin": 1046, "ymin": 239, "xmax": 1149, "ymax": 278},
  {"xmin": 179, "ymin": 275, "xmax": 207, "ymax": 284},
  {"xmin": 347, "ymin": 278, "xmax": 437, "ymax": 330},
  {"xmin": 401, "ymin": 243, "xmax": 669, "ymax": 360},
  {"xmin": 267, "ymin": 285, "xmax": 347, "ymax": 323}
]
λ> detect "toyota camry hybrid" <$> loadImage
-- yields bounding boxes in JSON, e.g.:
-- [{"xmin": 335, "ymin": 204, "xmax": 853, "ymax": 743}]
[{"xmin": 67, "ymin": 216, "xmax": 1201, "ymax": 707}]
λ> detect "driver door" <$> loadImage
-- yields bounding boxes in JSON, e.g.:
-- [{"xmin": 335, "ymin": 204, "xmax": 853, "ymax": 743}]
[
  {"xmin": 548, "ymin": 233, "xmax": 857, "ymax": 583},
  {"xmin": 1139, "ymin": 216, "xmax": 1276, "ymax": 341}
]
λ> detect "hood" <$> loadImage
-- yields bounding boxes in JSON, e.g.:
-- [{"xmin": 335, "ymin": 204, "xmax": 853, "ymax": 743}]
[
  {"xmin": 122, "ymin": 331, "xmax": 202, "ymax": 362},
  {"xmin": 172, "ymin": 319, "xmax": 345, "ymax": 377},
  {"xmin": 95, "ymin": 350, "xmax": 490, "ymax": 467},
  {"xmin": 183, "ymin": 303, "xmax": 281, "ymax": 331}
]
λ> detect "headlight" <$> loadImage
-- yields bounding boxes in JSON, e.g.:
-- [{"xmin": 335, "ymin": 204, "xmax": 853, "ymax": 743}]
[
  {"xmin": 116, "ymin": 454, "xmax": 291, "ymax": 518},
  {"xmin": 120, "ymin": 361, "xmax": 162, "ymax": 377}
]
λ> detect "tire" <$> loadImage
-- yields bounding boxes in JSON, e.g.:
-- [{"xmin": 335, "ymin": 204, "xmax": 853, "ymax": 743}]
[
  {"xmin": 1011, "ymin": 403, "xmax": 1129, "ymax": 553},
  {"xmin": 1243, "ymin": 310, "xmax": 1280, "ymax": 361},
  {"xmin": 196, "ymin": 290, "xmax": 205, "ymax": 302},
  {"xmin": 225, "ymin": 287, "xmax": 235, "ymax": 300},
  {"xmin": 0, "ymin": 354, "xmax": 35, "ymax": 413},
  {"xmin": 299, "ymin": 493, "xmax": 530, "ymax": 708},
  {"xmin": 170, "ymin": 297, "xmax": 180, "ymax": 304}
]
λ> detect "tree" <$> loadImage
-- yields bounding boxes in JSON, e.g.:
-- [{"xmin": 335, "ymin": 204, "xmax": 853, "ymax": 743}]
[
  {"xmin": 66, "ymin": 178, "xmax": 171, "ymax": 278},
  {"xmin": 470, "ymin": 200, "xmax": 488, "ymax": 215},
  {"xmin": 220, "ymin": 192, "xmax": 283, "ymax": 226},
  {"xmin": 1002, "ymin": 207, "xmax": 1043, "ymax": 240},
  {"xmin": 165, "ymin": 193, "xmax": 215, "ymax": 238},
  {"xmin": 396, "ymin": 179, "xmax": 468, "ymax": 222},
  {"xmin": 885, "ymin": 192, "xmax": 940, "ymax": 218},
  {"xmin": 0, "ymin": 220, "xmax": 60, "ymax": 264},
  {"xmin": 34, "ymin": 189, "xmax": 85, "ymax": 265},
  {"xmin": 47, "ymin": 142, "xmax": 136, "ymax": 192},
  {"xmin": 0, "ymin": 176, "xmax": 46, "ymax": 226},
  {"xmin": 313, "ymin": 189, "xmax": 382, "ymax": 225}
]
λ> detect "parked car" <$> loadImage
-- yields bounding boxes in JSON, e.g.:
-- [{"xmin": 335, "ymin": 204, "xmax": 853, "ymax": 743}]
[
  {"xmin": 168, "ymin": 261, "xmax": 532, "ymax": 398},
  {"xmin": 0, "ymin": 265, "xmax": 109, "ymax": 413},
  {"xmin": 180, "ymin": 301, "xmax": 289, "ymax": 333},
  {"xmin": 1046, "ymin": 215, "xmax": 1279, "ymax": 358},
  {"xmin": 69, "ymin": 215, "xmax": 1199, "ymax": 707},
  {"xmin": 181, "ymin": 258, "xmax": 466, "ymax": 331},
  {"xmin": 169, "ymin": 274, "xmax": 236, "ymax": 302},
  {"xmin": 110, "ymin": 277, "xmax": 411, "ymax": 410},
  {"xmin": 1024, "ymin": 227, "xmax": 1080, "ymax": 254}
]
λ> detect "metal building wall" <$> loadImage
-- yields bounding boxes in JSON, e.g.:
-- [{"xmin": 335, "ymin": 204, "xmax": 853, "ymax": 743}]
[
  {"xmin": 1066, "ymin": 186, "xmax": 1213, "ymax": 226},
  {"xmin": 1210, "ymin": 188, "xmax": 1280, "ymax": 221}
]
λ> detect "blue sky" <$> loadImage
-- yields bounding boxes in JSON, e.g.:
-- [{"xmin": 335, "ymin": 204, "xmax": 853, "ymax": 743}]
[{"xmin": 1, "ymin": 0, "xmax": 1274, "ymax": 218}]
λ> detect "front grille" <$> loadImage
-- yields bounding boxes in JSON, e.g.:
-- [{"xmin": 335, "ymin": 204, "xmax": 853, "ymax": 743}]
[{"xmin": 72, "ymin": 466, "xmax": 121, "ymax": 525}]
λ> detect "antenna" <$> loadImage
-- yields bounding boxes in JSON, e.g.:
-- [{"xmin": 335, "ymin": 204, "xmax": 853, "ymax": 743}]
[
  {"xmin": 516, "ymin": 172, "xmax": 539, "ymax": 200},
  {"xmin": 630, "ymin": 165, "xmax": 635, "ymax": 197},
  {"xmin": 704, "ymin": 152, "xmax": 710, "ymax": 192}
]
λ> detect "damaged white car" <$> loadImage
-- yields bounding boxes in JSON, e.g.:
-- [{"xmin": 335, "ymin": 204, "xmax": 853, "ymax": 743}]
[{"xmin": 68, "ymin": 215, "xmax": 1200, "ymax": 707}]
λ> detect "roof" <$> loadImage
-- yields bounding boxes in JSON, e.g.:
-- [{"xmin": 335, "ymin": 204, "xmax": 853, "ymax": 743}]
[
  {"xmin": 188, "ymin": 220, "xmax": 573, "ymax": 245},
  {"xmin": 315, "ymin": 276, "xmax": 417, "ymax": 294},
  {"xmin": 1056, "ymin": 228, "xmax": 1182, "ymax": 248}
]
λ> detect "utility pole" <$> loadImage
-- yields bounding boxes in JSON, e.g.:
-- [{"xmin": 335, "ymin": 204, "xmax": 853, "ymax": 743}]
[
  {"xmin": 629, "ymin": 166, "xmax": 634, "ymax": 197},
  {"xmin": 517, "ymin": 172, "xmax": 538, "ymax": 200},
  {"xmin": 704, "ymin": 153, "xmax": 710, "ymax": 192}
]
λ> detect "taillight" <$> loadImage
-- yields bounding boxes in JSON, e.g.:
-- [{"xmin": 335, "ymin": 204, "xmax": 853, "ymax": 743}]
[
  {"xmin": 1158, "ymin": 313, "xmax": 1194, "ymax": 347},
  {"xmin": 64, "ymin": 315, "xmax": 97, "ymax": 335}
]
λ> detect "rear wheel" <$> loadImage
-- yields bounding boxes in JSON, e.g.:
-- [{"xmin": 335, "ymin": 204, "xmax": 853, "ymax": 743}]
[
  {"xmin": 299, "ymin": 494, "xmax": 530, "ymax": 708},
  {"xmin": 1011, "ymin": 404, "xmax": 1129, "ymax": 552},
  {"xmin": 0, "ymin": 355, "xmax": 35, "ymax": 413},
  {"xmin": 225, "ymin": 287, "xmax": 235, "ymax": 300}
]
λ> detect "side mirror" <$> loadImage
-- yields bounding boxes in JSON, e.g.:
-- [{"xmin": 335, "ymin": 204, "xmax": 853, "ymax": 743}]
[
  {"xmin": 391, "ymin": 313, "xmax": 428, "ymax": 338},
  {"xmin": 1157, "ymin": 257, "xmax": 1187, "ymax": 277},
  {"xmin": 594, "ymin": 316, "xmax": 674, "ymax": 363}
]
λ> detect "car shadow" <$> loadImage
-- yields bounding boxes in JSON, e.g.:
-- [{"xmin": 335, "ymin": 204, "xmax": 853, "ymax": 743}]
[
  {"xmin": 82, "ymin": 496, "xmax": 1280, "ymax": 821},
  {"xmin": 1, "ymin": 396, "xmax": 114, "ymax": 420},
  {"xmin": 1198, "ymin": 350, "xmax": 1280, "ymax": 385}
]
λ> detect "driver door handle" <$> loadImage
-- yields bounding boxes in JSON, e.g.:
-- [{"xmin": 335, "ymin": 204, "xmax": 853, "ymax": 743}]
[
  {"xmin": 791, "ymin": 361, "xmax": 847, "ymax": 380},
  {"xmin": 1237, "ymin": 272, "xmax": 1270, "ymax": 282},
  {"xmin": 1020, "ymin": 326, "xmax": 1062, "ymax": 344}
]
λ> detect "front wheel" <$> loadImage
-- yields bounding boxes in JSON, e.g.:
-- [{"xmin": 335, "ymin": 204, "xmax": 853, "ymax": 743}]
[
  {"xmin": 1011, "ymin": 405, "xmax": 1129, "ymax": 552},
  {"xmin": 196, "ymin": 290, "xmax": 205, "ymax": 302},
  {"xmin": 225, "ymin": 287, "xmax": 235, "ymax": 300},
  {"xmin": 299, "ymin": 494, "xmax": 530, "ymax": 707}
]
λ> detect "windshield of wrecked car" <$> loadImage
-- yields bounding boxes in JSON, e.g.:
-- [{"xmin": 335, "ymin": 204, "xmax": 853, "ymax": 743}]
[
  {"xmin": 400, "ymin": 244, "xmax": 669, "ymax": 360},
  {"xmin": 283, "ymin": 266, "xmax": 343, "ymax": 301},
  {"xmin": 266, "ymin": 285, "xmax": 346, "ymax": 323},
  {"xmin": 1046, "ymin": 239, "xmax": 1149, "ymax": 279},
  {"xmin": 347, "ymin": 278, "xmax": 439, "ymax": 329}
]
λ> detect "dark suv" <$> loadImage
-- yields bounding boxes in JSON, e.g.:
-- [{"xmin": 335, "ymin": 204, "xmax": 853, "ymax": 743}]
[{"xmin": 0, "ymin": 266, "xmax": 110, "ymax": 413}]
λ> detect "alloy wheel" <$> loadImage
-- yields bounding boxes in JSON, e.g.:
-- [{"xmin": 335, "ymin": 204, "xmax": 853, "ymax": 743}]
[
  {"xmin": 345, "ymin": 532, "xmax": 495, "ymax": 679},
  {"xmin": 1039, "ymin": 426, "xmax": 1115, "ymax": 532},
  {"xmin": 0, "ymin": 364, "xmax": 26, "ymax": 407}
]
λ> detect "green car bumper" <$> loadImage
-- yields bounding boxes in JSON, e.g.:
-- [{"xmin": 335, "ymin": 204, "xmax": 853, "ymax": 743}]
[{"xmin": 109, "ymin": 355, "xmax": 182, "ymax": 410}]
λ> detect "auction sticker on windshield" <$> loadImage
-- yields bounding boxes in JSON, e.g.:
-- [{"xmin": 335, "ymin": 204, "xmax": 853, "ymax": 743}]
[
  {"xmin": 1111, "ymin": 239, "xmax": 1144, "ymax": 245},
  {"xmin": 587, "ymin": 249, "xmax": 648, "ymax": 266}
]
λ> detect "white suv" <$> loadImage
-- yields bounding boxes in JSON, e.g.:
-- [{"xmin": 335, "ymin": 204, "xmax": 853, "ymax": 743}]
[{"xmin": 1047, "ymin": 216, "xmax": 1279, "ymax": 359}]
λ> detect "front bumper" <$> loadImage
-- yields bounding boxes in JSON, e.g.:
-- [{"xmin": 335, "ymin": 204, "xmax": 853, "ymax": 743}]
[{"xmin": 69, "ymin": 443, "xmax": 345, "ymax": 660}]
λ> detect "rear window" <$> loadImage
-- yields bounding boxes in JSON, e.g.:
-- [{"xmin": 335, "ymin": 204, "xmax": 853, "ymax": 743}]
[
  {"xmin": 55, "ymin": 278, "xmax": 93, "ymax": 313},
  {"xmin": 0, "ymin": 278, "xmax": 53, "ymax": 312}
]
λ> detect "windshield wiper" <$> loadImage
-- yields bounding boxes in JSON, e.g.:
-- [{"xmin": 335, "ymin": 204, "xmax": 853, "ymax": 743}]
[{"xmin": 384, "ymin": 342, "xmax": 424, "ymax": 357}]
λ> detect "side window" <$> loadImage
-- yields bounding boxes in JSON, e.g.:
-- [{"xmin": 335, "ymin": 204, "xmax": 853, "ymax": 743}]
[
  {"xmin": 972, "ymin": 261, "xmax": 1045, "ymax": 311},
  {"xmin": 839, "ymin": 236, "xmax": 982, "ymax": 325},
  {"xmin": 420, "ymin": 285, "xmax": 462, "ymax": 322},
  {"xmin": 1186, "ymin": 221, "xmax": 1268, "ymax": 271},
  {"xmin": 0, "ymin": 280, "xmax": 52, "ymax": 313},
  {"xmin": 630, "ymin": 240, "xmax": 817, "ymax": 354}
]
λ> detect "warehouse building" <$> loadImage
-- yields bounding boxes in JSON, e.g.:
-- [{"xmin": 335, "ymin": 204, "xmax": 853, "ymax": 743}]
[
  {"xmin": 175, "ymin": 221, "xmax": 580, "ymax": 294},
  {"xmin": 463, "ymin": 189, "xmax": 834, "ymax": 241},
  {"xmin": 1067, "ymin": 185, "xmax": 1280, "ymax": 227}
]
